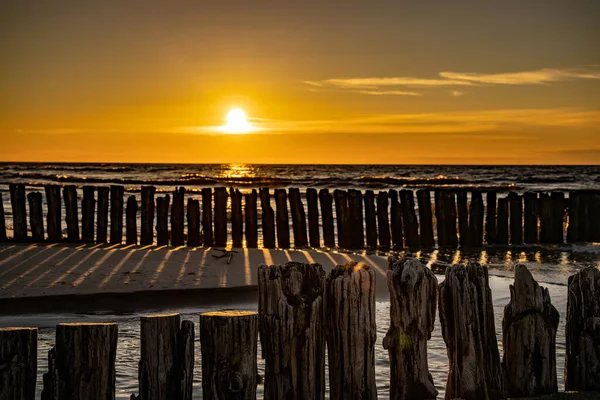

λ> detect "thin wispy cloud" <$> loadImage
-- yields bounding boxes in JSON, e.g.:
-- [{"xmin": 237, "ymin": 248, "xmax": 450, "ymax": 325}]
[
  {"xmin": 440, "ymin": 67, "xmax": 600, "ymax": 85},
  {"xmin": 451, "ymin": 91, "xmax": 465, "ymax": 97},
  {"xmin": 355, "ymin": 90, "xmax": 423, "ymax": 96}
]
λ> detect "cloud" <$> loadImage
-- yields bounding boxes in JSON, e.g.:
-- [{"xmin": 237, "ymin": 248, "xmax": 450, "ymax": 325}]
[
  {"xmin": 355, "ymin": 90, "xmax": 423, "ymax": 96},
  {"xmin": 451, "ymin": 90, "xmax": 465, "ymax": 97},
  {"xmin": 439, "ymin": 67, "xmax": 600, "ymax": 85}
]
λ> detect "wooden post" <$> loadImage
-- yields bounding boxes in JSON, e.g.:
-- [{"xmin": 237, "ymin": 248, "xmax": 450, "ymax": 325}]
[
  {"xmin": 274, "ymin": 189, "xmax": 290, "ymax": 249},
  {"xmin": 551, "ymin": 192, "xmax": 565, "ymax": 243},
  {"xmin": 485, "ymin": 191, "xmax": 498, "ymax": 245},
  {"xmin": 325, "ymin": 262, "xmax": 376, "ymax": 400},
  {"xmin": 590, "ymin": 191, "xmax": 600, "ymax": 242},
  {"xmin": 140, "ymin": 186, "xmax": 156, "ymax": 246},
  {"xmin": 156, "ymin": 195, "xmax": 170, "ymax": 246},
  {"xmin": 245, "ymin": 189, "xmax": 258, "ymax": 248},
  {"xmin": 110, "ymin": 185, "xmax": 124, "ymax": 244},
  {"xmin": 288, "ymin": 188, "xmax": 308, "ymax": 248},
  {"xmin": 434, "ymin": 190, "xmax": 446, "ymax": 247},
  {"xmin": 400, "ymin": 190, "xmax": 419, "ymax": 247},
  {"xmin": 497, "ymin": 196, "xmax": 509, "ymax": 245},
  {"xmin": 524, "ymin": 192, "xmax": 539, "ymax": 244},
  {"xmin": 439, "ymin": 263, "xmax": 505, "ymax": 400},
  {"xmin": 42, "ymin": 323, "xmax": 118, "ymax": 400},
  {"xmin": 201, "ymin": 188, "xmax": 213, "ymax": 247},
  {"xmin": 81, "ymin": 186, "xmax": 95, "ymax": 242},
  {"xmin": 10, "ymin": 184, "xmax": 27, "ymax": 241},
  {"xmin": 456, "ymin": 190, "xmax": 470, "ymax": 246},
  {"xmin": 565, "ymin": 267, "xmax": 600, "ymax": 392},
  {"xmin": 126, "ymin": 195, "xmax": 138, "ymax": 245},
  {"xmin": 134, "ymin": 314, "xmax": 194, "ymax": 400},
  {"xmin": 306, "ymin": 188, "xmax": 320, "ymax": 248},
  {"xmin": 334, "ymin": 190, "xmax": 349, "ymax": 249},
  {"xmin": 469, "ymin": 190, "xmax": 484, "ymax": 247},
  {"xmin": 384, "ymin": 257, "xmax": 438, "ymax": 400},
  {"xmin": 443, "ymin": 191, "xmax": 458, "ymax": 247},
  {"xmin": 230, "ymin": 188, "xmax": 243, "ymax": 247},
  {"xmin": 63, "ymin": 185, "xmax": 80, "ymax": 242},
  {"xmin": 27, "ymin": 192, "xmax": 44, "ymax": 242},
  {"xmin": 539, "ymin": 193, "xmax": 553, "ymax": 244},
  {"xmin": 347, "ymin": 189, "xmax": 364, "ymax": 249},
  {"xmin": 200, "ymin": 311, "xmax": 258, "ymax": 400},
  {"xmin": 96, "ymin": 187, "xmax": 109, "ymax": 243},
  {"xmin": 568, "ymin": 191, "xmax": 590, "ymax": 243},
  {"xmin": 0, "ymin": 192, "xmax": 6, "ymax": 241},
  {"xmin": 186, "ymin": 199, "xmax": 201, "ymax": 247},
  {"xmin": 45, "ymin": 185, "xmax": 62, "ymax": 241},
  {"xmin": 508, "ymin": 192, "xmax": 523, "ymax": 245},
  {"xmin": 260, "ymin": 188, "xmax": 275, "ymax": 249},
  {"xmin": 503, "ymin": 265, "xmax": 559, "ymax": 397},
  {"xmin": 258, "ymin": 262, "xmax": 326, "ymax": 400},
  {"xmin": 376, "ymin": 191, "xmax": 391, "ymax": 250},
  {"xmin": 417, "ymin": 189, "xmax": 435, "ymax": 248},
  {"xmin": 213, "ymin": 187, "xmax": 228, "ymax": 247},
  {"xmin": 319, "ymin": 189, "xmax": 335, "ymax": 248},
  {"xmin": 389, "ymin": 189, "xmax": 404, "ymax": 249},
  {"xmin": 0, "ymin": 327, "xmax": 37, "ymax": 400},
  {"xmin": 364, "ymin": 190, "xmax": 378, "ymax": 248},
  {"xmin": 170, "ymin": 187, "xmax": 185, "ymax": 247}
]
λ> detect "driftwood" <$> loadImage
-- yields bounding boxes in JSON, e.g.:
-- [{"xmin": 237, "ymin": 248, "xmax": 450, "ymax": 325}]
[
  {"xmin": 485, "ymin": 191, "xmax": 498, "ymax": 244},
  {"xmin": 170, "ymin": 187, "xmax": 185, "ymax": 247},
  {"xmin": 245, "ymin": 189, "xmax": 258, "ymax": 248},
  {"xmin": 325, "ymin": 262, "xmax": 376, "ymax": 400},
  {"xmin": 384, "ymin": 257, "xmax": 438, "ymax": 400},
  {"xmin": 503, "ymin": 264, "xmax": 559, "ymax": 397},
  {"xmin": 469, "ymin": 190, "xmax": 484, "ymax": 246},
  {"xmin": 140, "ymin": 186, "xmax": 156, "ymax": 246},
  {"xmin": 524, "ymin": 192, "xmax": 539, "ymax": 243},
  {"xmin": 439, "ymin": 263, "xmax": 504, "ymax": 400},
  {"xmin": 288, "ymin": 188, "xmax": 308, "ymax": 248},
  {"xmin": 156, "ymin": 195, "xmax": 170, "ymax": 246},
  {"xmin": 319, "ymin": 189, "xmax": 335, "ymax": 248},
  {"xmin": 389, "ymin": 189, "xmax": 404, "ymax": 249},
  {"xmin": 126, "ymin": 195, "xmax": 138, "ymax": 245},
  {"xmin": 27, "ymin": 192, "xmax": 44, "ymax": 241},
  {"xmin": 0, "ymin": 192, "xmax": 6, "ymax": 241},
  {"xmin": 417, "ymin": 189, "xmax": 435, "ymax": 247},
  {"xmin": 110, "ymin": 185, "xmax": 124, "ymax": 244},
  {"xmin": 199, "ymin": 311, "xmax": 258, "ymax": 400},
  {"xmin": 186, "ymin": 199, "xmax": 201, "ymax": 247},
  {"xmin": 63, "ymin": 185, "xmax": 79, "ymax": 242},
  {"xmin": 376, "ymin": 191, "xmax": 391, "ymax": 250},
  {"xmin": 201, "ymin": 188, "xmax": 213, "ymax": 247},
  {"xmin": 45, "ymin": 185, "xmax": 62, "ymax": 241},
  {"xmin": 306, "ymin": 188, "xmax": 320, "ymax": 247},
  {"xmin": 96, "ymin": 187, "xmax": 109, "ymax": 243},
  {"xmin": 565, "ymin": 267, "xmax": 600, "ymax": 392},
  {"xmin": 0, "ymin": 327, "xmax": 37, "ymax": 400},
  {"xmin": 400, "ymin": 190, "xmax": 419, "ymax": 247},
  {"xmin": 10, "ymin": 184, "xmax": 27, "ymax": 241},
  {"xmin": 275, "ymin": 189, "xmax": 290, "ymax": 248},
  {"xmin": 257, "ymin": 262, "xmax": 326, "ymax": 399},
  {"xmin": 259, "ymin": 188, "xmax": 275, "ymax": 249},
  {"xmin": 230, "ymin": 188, "xmax": 243, "ymax": 247},
  {"xmin": 81, "ymin": 186, "xmax": 95, "ymax": 242}
]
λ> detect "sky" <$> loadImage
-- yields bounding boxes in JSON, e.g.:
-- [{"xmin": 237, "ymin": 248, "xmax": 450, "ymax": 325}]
[{"xmin": 1, "ymin": 0, "xmax": 599, "ymax": 164}]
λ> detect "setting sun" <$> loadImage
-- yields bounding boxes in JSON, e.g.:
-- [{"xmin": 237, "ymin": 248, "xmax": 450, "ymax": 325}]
[{"xmin": 223, "ymin": 108, "xmax": 251, "ymax": 134}]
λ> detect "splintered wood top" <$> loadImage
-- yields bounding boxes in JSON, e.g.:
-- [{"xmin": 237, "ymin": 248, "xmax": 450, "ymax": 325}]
[{"xmin": 201, "ymin": 310, "xmax": 257, "ymax": 317}]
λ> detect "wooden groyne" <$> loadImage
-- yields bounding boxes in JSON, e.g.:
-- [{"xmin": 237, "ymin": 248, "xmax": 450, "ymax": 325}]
[
  {"xmin": 1, "ymin": 184, "xmax": 599, "ymax": 250},
  {"xmin": 1, "ymin": 263, "xmax": 599, "ymax": 399}
]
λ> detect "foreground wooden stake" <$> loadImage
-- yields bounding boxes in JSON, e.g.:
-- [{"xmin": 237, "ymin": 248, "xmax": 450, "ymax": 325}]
[
  {"xmin": 258, "ymin": 262, "xmax": 326, "ymax": 400},
  {"xmin": 384, "ymin": 257, "xmax": 438, "ymax": 400},
  {"xmin": 439, "ymin": 263, "xmax": 504, "ymax": 400},
  {"xmin": 10, "ymin": 184, "xmax": 27, "ymax": 241},
  {"xmin": 27, "ymin": 192, "xmax": 44, "ymax": 241},
  {"xmin": 325, "ymin": 262, "xmax": 376, "ymax": 400},
  {"xmin": 42, "ymin": 322, "xmax": 118, "ymax": 400},
  {"xmin": 503, "ymin": 264, "xmax": 559, "ymax": 397},
  {"xmin": 200, "ymin": 311, "xmax": 258, "ymax": 400},
  {"xmin": 140, "ymin": 186, "xmax": 156, "ymax": 246},
  {"xmin": 45, "ymin": 185, "xmax": 62, "ymax": 242},
  {"xmin": 0, "ymin": 327, "xmax": 37, "ymax": 400},
  {"xmin": 133, "ymin": 314, "xmax": 194, "ymax": 400},
  {"xmin": 565, "ymin": 266, "xmax": 600, "ymax": 392}
]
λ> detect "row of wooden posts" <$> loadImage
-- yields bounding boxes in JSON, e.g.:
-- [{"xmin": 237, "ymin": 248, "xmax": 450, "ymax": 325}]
[
  {"xmin": 1, "ymin": 261, "xmax": 599, "ymax": 400},
  {"xmin": 1, "ymin": 184, "xmax": 599, "ymax": 250}
]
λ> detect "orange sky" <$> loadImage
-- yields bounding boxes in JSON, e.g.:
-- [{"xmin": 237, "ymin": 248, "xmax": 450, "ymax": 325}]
[{"xmin": 1, "ymin": 1, "xmax": 599, "ymax": 164}]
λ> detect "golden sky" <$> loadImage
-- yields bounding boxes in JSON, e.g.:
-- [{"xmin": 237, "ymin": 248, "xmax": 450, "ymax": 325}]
[{"xmin": 1, "ymin": 1, "xmax": 599, "ymax": 164}]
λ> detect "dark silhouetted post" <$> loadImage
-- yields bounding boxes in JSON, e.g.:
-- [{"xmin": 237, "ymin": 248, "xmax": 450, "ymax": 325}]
[
  {"xmin": 364, "ymin": 190, "xmax": 377, "ymax": 248},
  {"xmin": 126, "ymin": 195, "xmax": 138, "ymax": 245},
  {"xmin": 376, "ymin": 191, "xmax": 391, "ymax": 250},
  {"xmin": 230, "ymin": 188, "xmax": 243, "ymax": 247},
  {"xmin": 551, "ymin": 192, "xmax": 565, "ymax": 243},
  {"xmin": 469, "ymin": 191, "xmax": 484, "ymax": 247},
  {"xmin": 156, "ymin": 195, "xmax": 170, "ymax": 246},
  {"xmin": 187, "ymin": 199, "xmax": 201, "ymax": 247},
  {"xmin": 0, "ymin": 193, "xmax": 6, "ymax": 241},
  {"xmin": 485, "ymin": 191, "xmax": 497, "ymax": 244},
  {"xmin": 348, "ymin": 189, "xmax": 364, "ymax": 249},
  {"xmin": 0, "ymin": 327, "xmax": 37, "ymax": 400},
  {"xmin": 63, "ymin": 185, "xmax": 79, "ymax": 242},
  {"xmin": 306, "ymin": 188, "xmax": 320, "ymax": 248},
  {"xmin": 508, "ymin": 192, "xmax": 523, "ymax": 245},
  {"xmin": 497, "ymin": 196, "xmax": 509, "ymax": 245},
  {"xmin": 400, "ymin": 190, "xmax": 419, "ymax": 247},
  {"xmin": 213, "ymin": 187, "xmax": 228, "ymax": 247},
  {"xmin": 81, "ymin": 186, "xmax": 95, "ymax": 242},
  {"xmin": 260, "ymin": 188, "xmax": 275, "ymax": 249},
  {"xmin": 524, "ymin": 192, "xmax": 539, "ymax": 244},
  {"xmin": 110, "ymin": 185, "xmax": 124, "ymax": 244},
  {"xmin": 567, "ymin": 191, "xmax": 582, "ymax": 243},
  {"xmin": 275, "ymin": 189, "xmax": 290, "ymax": 248},
  {"xmin": 456, "ymin": 190, "xmax": 469, "ymax": 246},
  {"xmin": 45, "ymin": 185, "xmax": 62, "ymax": 242},
  {"xmin": 443, "ymin": 191, "xmax": 458, "ymax": 247},
  {"xmin": 245, "ymin": 189, "xmax": 258, "ymax": 248},
  {"xmin": 10, "ymin": 184, "xmax": 27, "ymax": 241},
  {"xmin": 140, "ymin": 186, "xmax": 156, "ymax": 246},
  {"xmin": 417, "ymin": 189, "xmax": 435, "ymax": 248},
  {"xmin": 539, "ymin": 193, "xmax": 553, "ymax": 244},
  {"xmin": 27, "ymin": 192, "xmax": 44, "ymax": 242},
  {"xmin": 434, "ymin": 190, "xmax": 446, "ymax": 247},
  {"xmin": 334, "ymin": 190, "xmax": 349, "ymax": 249},
  {"xmin": 319, "ymin": 189, "xmax": 335, "ymax": 248},
  {"xmin": 170, "ymin": 187, "xmax": 185, "ymax": 247},
  {"xmin": 201, "ymin": 188, "xmax": 213, "ymax": 247},
  {"xmin": 96, "ymin": 187, "xmax": 109, "ymax": 243},
  {"xmin": 389, "ymin": 189, "xmax": 404, "ymax": 249},
  {"xmin": 288, "ymin": 188, "xmax": 308, "ymax": 248}
]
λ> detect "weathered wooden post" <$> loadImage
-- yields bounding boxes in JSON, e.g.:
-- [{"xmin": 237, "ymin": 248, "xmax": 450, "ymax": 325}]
[
  {"xmin": 389, "ymin": 189, "xmax": 404, "ymax": 249},
  {"xmin": 497, "ymin": 196, "xmax": 509, "ymax": 245},
  {"xmin": 42, "ymin": 322, "xmax": 118, "ymax": 400},
  {"xmin": 319, "ymin": 189, "xmax": 335, "ymax": 248},
  {"xmin": 201, "ymin": 188, "xmax": 214, "ymax": 247},
  {"xmin": 565, "ymin": 266, "xmax": 600, "ymax": 391},
  {"xmin": 384, "ymin": 257, "xmax": 438, "ymax": 400},
  {"xmin": 417, "ymin": 189, "xmax": 435, "ymax": 248},
  {"xmin": 63, "ymin": 185, "xmax": 80, "ymax": 242},
  {"xmin": 325, "ymin": 262, "xmax": 376, "ymax": 400},
  {"xmin": 27, "ymin": 192, "xmax": 44, "ymax": 241},
  {"xmin": 524, "ymin": 192, "xmax": 539, "ymax": 244},
  {"xmin": 274, "ymin": 189, "xmax": 290, "ymax": 248},
  {"xmin": 400, "ymin": 189, "xmax": 419, "ymax": 247},
  {"xmin": 230, "ymin": 188, "xmax": 243, "ymax": 247},
  {"xmin": 10, "ymin": 184, "xmax": 27, "ymax": 241},
  {"xmin": 0, "ymin": 327, "xmax": 37, "ymax": 400},
  {"xmin": 96, "ymin": 186, "xmax": 109, "ymax": 243},
  {"xmin": 509, "ymin": 192, "xmax": 523, "ymax": 244},
  {"xmin": 245, "ymin": 189, "xmax": 258, "ymax": 248},
  {"xmin": 156, "ymin": 195, "xmax": 170, "ymax": 246},
  {"xmin": 551, "ymin": 192, "xmax": 565, "ymax": 243},
  {"xmin": 364, "ymin": 190, "xmax": 378, "ymax": 248},
  {"xmin": 485, "ymin": 191, "xmax": 497, "ymax": 244},
  {"xmin": 376, "ymin": 191, "xmax": 391, "ymax": 250},
  {"xmin": 443, "ymin": 191, "xmax": 458, "ymax": 247},
  {"xmin": 348, "ymin": 189, "xmax": 364, "ymax": 249},
  {"xmin": 126, "ymin": 195, "xmax": 138, "ymax": 245},
  {"xmin": 260, "ymin": 188, "xmax": 275, "ymax": 249},
  {"xmin": 257, "ymin": 262, "xmax": 326, "ymax": 399},
  {"xmin": 133, "ymin": 314, "xmax": 194, "ymax": 400},
  {"xmin": 539, "ymin": 193, "xmax": 554, "ymax": 244},
  {"xmin": 503, "ymin": 264, "xmax": 559, "ymax": 397},
  {"xmin": 81, "ymin": 186, "xmax": 95, "ymax": 242},
  {"xmin": 439, "ymin": 263, "xmax": 504, "ymax": 400},
  {"xmin": 469, "ymin": 190, "xmax": 484, "ymax": 246},
  {"xmin": 140, "ymin": 186, "xmax": 156, "ymax": 246},
  {"xmin": 434, "ymin": 190, "xmax": 446, "ymax": 247},
  {"xmin": 110, "ymin": 185, "xmax": 124, "ymax": 244},
  {"xmin": 306, "ymin": 188, "xmax": 320, "ymax": 248},
  {"xmin": 456, "ymin": 190, "xmax": 470, "ymax": 246},
  {"xmin": 0, "ymin": 193, "xmax": 6, "ymax": 241},
  {"xmin": 45, "ymin": 185, "xmax": 62, "ymax": 242},
  {"xmin": 200, "ymin": 311, "xmax": 258, "ymax": 400},
  {"xmin": 334, "ymin": 189, "xmax": 349, "ymax": 249},
  {"xmin": 288, "ymin": 188, "xmax": 308, "ymax": 248},
  {"xmin": 170, "ymin": 187, "xmax": 185, "ymax": 247},
  {"xmin": 186, "ymin": 198, "xmax": 201, "ymax": 247},
  {"xmin": 567, "ymin": 191, "xmax": 586, "ymax": 243},
  {"xmin": 213, "ymin": 187, "xmax": 228, "ymax": 247}
]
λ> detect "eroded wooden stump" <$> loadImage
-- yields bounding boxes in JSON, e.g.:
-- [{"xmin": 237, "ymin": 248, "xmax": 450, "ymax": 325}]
[{"xmin": 0, "ymin": 327, "xmax": 37, "ymax": 400}]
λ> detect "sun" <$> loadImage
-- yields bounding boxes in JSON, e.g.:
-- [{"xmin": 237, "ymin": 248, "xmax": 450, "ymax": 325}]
[{"xmin": 223, "ymin": 108, "xmax": 251, "ymax": 134}]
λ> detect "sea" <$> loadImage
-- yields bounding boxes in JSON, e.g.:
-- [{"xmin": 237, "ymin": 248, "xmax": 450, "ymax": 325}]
[{"xmin": 0, "ymin": 162, "xmax": 599, "ymax": 399}]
